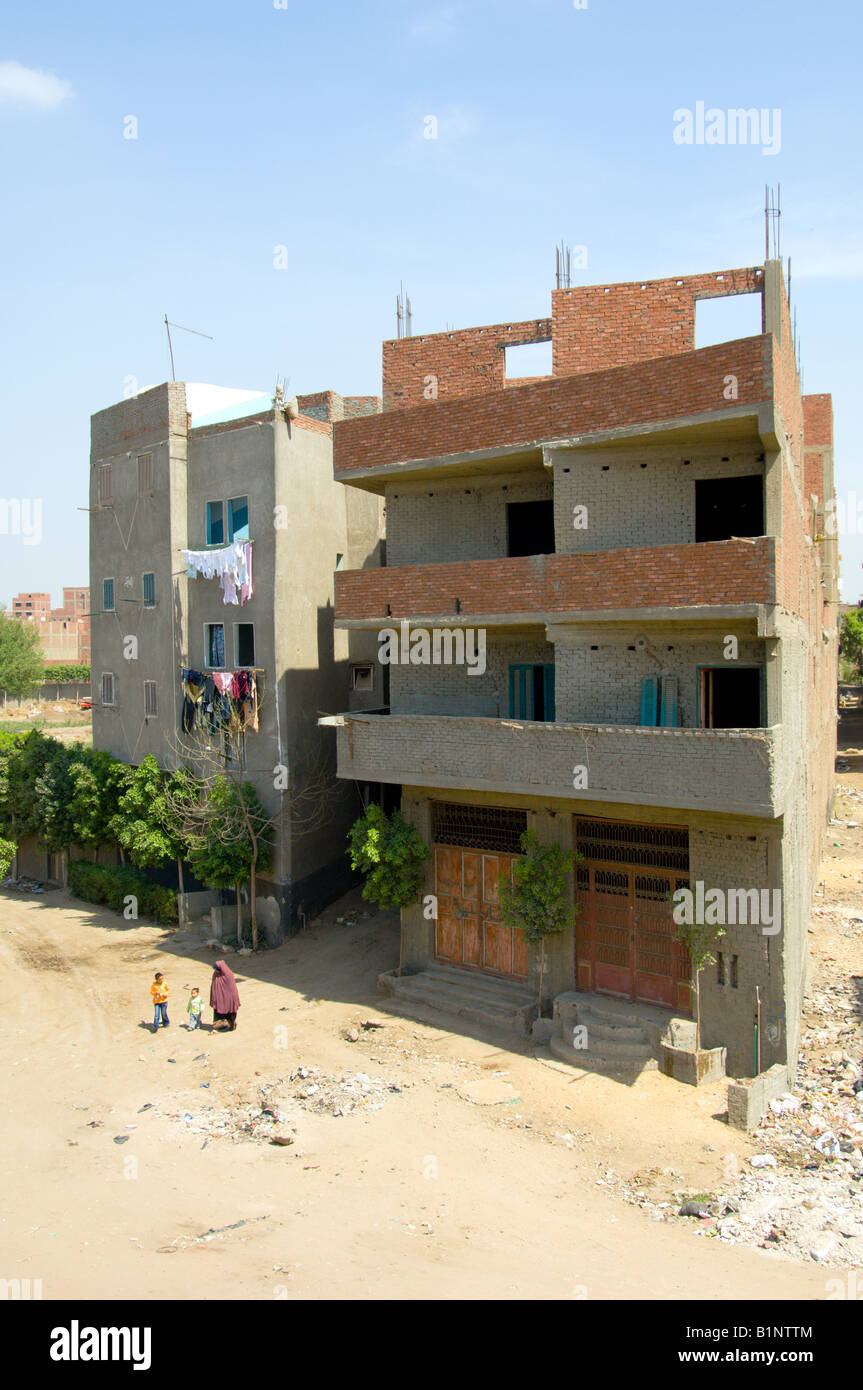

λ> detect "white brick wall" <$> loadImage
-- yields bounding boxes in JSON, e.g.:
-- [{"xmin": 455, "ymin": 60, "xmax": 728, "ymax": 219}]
[
  {"xmin": 386, "ymin": 473, "xmax": 552, "ymax": 567},
  {"xmin": 551, "ymin": 443, "xmax": 765, "ymax": 553}
]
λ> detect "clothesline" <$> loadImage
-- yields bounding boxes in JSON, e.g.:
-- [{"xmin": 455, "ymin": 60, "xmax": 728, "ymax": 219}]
[
  {"xmin": 182, "ymin": 540, "xmax": 253, "ymax": 606},
  {"xmin": 180, "ymin": 666, "xmax": 261, "ymax": 736}
]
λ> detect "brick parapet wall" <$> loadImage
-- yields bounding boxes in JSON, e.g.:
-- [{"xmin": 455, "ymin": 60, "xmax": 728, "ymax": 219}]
[
  {"xmin": 551, "ymin": 266, "xmax": 764, "ymax": 377},
  {"xmin": 335, "ymin": 537, "xmax": 777, "ymax": 620},
  {"xmin": 383, "ymin": 318, "xmax": 552, "ymax": 411},
  {"xmin": 336, "ymin": 337, "xmax": 771, "ymax": 476}
]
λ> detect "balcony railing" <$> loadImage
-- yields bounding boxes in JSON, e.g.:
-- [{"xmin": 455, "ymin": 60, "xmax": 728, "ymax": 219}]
[
  {"xmin": 335, "ymin": 538, "xmax": 777, "ymax": 623},
  {"xmin": 322, "ymin": 710, "xmax": 782, "ymax": 818}
]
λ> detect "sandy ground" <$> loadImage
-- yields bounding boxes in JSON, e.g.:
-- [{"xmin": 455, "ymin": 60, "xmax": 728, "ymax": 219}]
[
  {"xmin": 0, "ymin": 901, "xmax": 849, "ymax": 1304},
  {"xmin": 0, "ymin": 699, "xmax": 91, "ymax": 746},
  {"xmin": 0, "ymin": 703, "xmax": 859, "ymax": 1301}
]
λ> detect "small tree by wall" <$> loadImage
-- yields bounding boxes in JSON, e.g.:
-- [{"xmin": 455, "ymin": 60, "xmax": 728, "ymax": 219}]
[
  {"xmin": 498, "ymin": 829, "xmax": 579, "ymax": 1017},
  {"xmin": 181, "ymin": 776, "xmax": 274, "ymax": 949},
  {"xmin": 347, "ymin": 804, "xmax": 430, "ymax": 974},
  {"xmin": 672, "ymin": 909, "xmax": 726, "ymax": 1052}
]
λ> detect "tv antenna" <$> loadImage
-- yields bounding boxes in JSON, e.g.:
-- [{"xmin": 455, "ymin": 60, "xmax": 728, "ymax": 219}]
[{"xmin": 164, "ymin": 315, "xmax": 214, "ymax": 380}]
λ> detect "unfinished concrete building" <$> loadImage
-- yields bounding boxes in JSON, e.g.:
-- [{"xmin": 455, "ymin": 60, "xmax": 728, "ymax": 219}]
[
  {"xmin": 89, "ymin": 383, "xmax": 382, "ymax": 938},
  {"xmin": 323, "ymin": 260, "xmax": 838, "ymax": 1079}
]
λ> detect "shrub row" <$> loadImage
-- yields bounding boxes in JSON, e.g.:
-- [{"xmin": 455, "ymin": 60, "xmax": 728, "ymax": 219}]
[{"xmin": 68, "ymin": 860, "xmax": 178, "ymax": 924}]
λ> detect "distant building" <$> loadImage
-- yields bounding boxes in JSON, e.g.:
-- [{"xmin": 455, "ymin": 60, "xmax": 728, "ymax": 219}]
[{"xmin": 11, "ymin": 587, "xmax": 90, "ymax": 665}]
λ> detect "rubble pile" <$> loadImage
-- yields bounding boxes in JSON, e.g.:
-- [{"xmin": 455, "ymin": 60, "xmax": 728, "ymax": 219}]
[
  {"xmin": 289, "ymin": 1065, "xmax": 402, "ymax": 1117},
  {"xmin": 616, "ymin": 980, "xmax": 863, "ymax": 1266},
  {"xmin": 162, "ymin": 1066, "xmax": 402, "ymax": 1141},
  {"xmin": 2, "ymin": 876, "xmax": 46, "ymax": 893}
]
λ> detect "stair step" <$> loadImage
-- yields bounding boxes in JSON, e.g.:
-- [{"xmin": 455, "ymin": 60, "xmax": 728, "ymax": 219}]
[
  {"xmin": 550, "ymin": 1035, "xmax": 658, "ymax": 1072},
  {"xmin": 573, "ymin": 1014, "xmax": 647, "ymax": 1044},
  {"xmin": 380, "ymin": 968, "xmax": 535, "ymax": 1036},
  {"xmin": 424, "ymin": 962, "xmax": 534, "ymax": 1002}
]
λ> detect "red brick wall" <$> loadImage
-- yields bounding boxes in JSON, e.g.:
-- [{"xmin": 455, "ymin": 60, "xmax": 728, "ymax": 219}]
[
  {"xmin": 335, "ymin": 537, "xmax": 776, "ymax": 620},
  {"xmin": 335, "ymin": 336, "xmax": 771, "ymax": 475},
  {"xmin": 380, "ymin": 267, "xmax": 763, "ymax": 412},
  {"xmin": 552, "ymin": 267, "xmax": 764, "ymax": 376},
  {"xmin": 382, "ymin": 318, "xmax": 552, "ymax": 411},
  {"xmin": 803, "ymin": 394, "xmax": 833, "ymax": 448}
]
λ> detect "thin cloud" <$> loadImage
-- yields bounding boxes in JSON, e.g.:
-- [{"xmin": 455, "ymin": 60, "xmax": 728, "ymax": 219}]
[{"xmin": 0, "ymin": 60, "xmax": 73, "ymax": 110}]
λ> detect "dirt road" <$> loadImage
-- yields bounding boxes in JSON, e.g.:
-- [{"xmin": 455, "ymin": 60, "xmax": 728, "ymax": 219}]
[{"xmin": 0, "ymin": 885, "xmax": 841, "ymax": 1302}]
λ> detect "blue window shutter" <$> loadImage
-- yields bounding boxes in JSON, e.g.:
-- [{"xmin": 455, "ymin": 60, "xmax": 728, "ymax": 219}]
[
  {"xmin": 660, "ymin": 675, "xmax": 678, "ymax": 727},
  {"xmin": 640, "ymin": 675, "xmax": 659, "ymax": 726},
  {"xmin": 544, "ymin": 665, "xmax": 556, "ymax": 722}
]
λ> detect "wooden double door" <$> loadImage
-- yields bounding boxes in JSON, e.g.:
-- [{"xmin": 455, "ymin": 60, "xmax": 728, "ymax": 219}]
[
  {"xmin": 575, "ymin": 863, "xmax": 692, "ymax": 1013},
  {"xmin": 434, "ymin": 845, "xmax": 527, "ymax": 978}
]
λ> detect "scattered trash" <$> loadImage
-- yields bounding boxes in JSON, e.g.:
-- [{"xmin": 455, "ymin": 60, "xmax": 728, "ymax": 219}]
[
  {"xmin": 137, "ymin": 1104, "xmax": 154, "ymax": 1113},
  {"xmin": 113, "ymin": 1135, "xmax": 130, "ymax": 1146},
  {"xmin": 814, "ymin": 1131, "xmax": 841, "ymax": 1159}
]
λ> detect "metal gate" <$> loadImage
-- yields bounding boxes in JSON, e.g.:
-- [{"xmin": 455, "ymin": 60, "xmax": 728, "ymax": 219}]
[
  {"xmin": 574, "ymin": 818, "xmax": 692, "ymax": 1013},
  {"xmin": 434, "ymin": 846, "xmax": 528, "ymax": 978}
]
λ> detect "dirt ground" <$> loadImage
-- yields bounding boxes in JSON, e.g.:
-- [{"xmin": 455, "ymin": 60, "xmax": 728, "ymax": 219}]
[
  {"xmin": 0, "ymin": 912, "xmax": 852, "ymax": 1302},
  {"xmin": 1, "ymin": 705, "xmax": 860, "ymax": 1301},
  {"xmin": 0, "ymin": 698, "xmax": 91, "ymax": 746}
]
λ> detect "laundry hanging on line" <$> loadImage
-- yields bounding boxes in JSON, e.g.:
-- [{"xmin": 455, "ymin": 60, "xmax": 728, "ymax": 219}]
[
  {"xmin": 182, "ymin": 541, "xmax": 253, "ymax": 606},
  {"xmin": 180, "ymin": 668, "xmax": 260, "ymax": 735}
]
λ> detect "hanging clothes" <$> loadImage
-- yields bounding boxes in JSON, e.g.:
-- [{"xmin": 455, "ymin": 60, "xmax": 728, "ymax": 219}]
[
  {"xmin": 182, "ymin": 542, "xmax": 254, "ymax": 607},
  {"xmin": 181, "ymin": 668, "xmax": 204, "ymax": 733}
]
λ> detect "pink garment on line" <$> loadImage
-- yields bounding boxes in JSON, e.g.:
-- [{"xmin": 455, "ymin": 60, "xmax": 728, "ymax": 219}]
[{"xmin": 212, "ymin": 672, "xmax": 233, "ymax": 694}]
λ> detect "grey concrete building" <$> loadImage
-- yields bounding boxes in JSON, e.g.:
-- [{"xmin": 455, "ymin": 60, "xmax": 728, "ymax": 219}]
[
  {"xmin": 89, "ymin": 382, "xmax": 382, "ymax": 938},
  {"xmin": 322, "ymin": 259, "xmax": 838, "ymax": 1080}
]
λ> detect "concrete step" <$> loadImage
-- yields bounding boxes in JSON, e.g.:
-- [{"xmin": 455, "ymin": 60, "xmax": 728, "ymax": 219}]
[
  {"xmin": 549, "ymin": 1033, "xmax": 658, "ymax": 1072},
  {"xmin": 572, "ymin": 1010, "xmax": 647, "ymax": 1045},
  {"xmin": 379, "ymin": 966, "xmax": 536, "ymax": 1036},
  {"xmin": 423, "ymin": 962, "xmax": 534, "ymax": 1003}
]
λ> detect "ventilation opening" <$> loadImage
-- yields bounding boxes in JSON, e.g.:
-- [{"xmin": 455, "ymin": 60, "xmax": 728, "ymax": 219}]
[
  {"xmin": 700, "ymin": 666, "xmax": 762, "ymax": 728},
  {"xmin": 695, "ymin": 475, "xmax": 763, "ymax": 542},
  {"xmin": 505, "ymin": 340, "xmax": 552, "ymax": 379},
  {"xmin": 506, "ymin": 499, "xmax": 555, "ymax": 556},
  {"xmin": 431, "ymin": 802, "xmax": 527, "ymax": 854},
  {"xmin": 695, "ymin": 292, "xmax": 763, "ymax": 348},
  {"xmin": 575, "ymin": 818, "xmax": 690, "ymax": 871}
]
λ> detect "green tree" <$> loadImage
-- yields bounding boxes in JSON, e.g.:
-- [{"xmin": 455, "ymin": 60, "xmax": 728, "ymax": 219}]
[
  {"xmin": 498, "ymin": 829, "xmax": 579, "ymax": 1017},
  {"xmin": 33, "ymin": 738, "xmax": 77, "ymax": 852},
  {"xmin": 1, "ymin": 729, "xmax": 57, "ymax": 843},
  {"xmin": 112, "ymin": 757, "xmax": 196, "ymax": 919},
  {"xmin": 0, "ymin": 836, "xmax": 14, "ymax": 879},
  {"xmin": 0, "ymin": 614, "xmax": 45, "ymax": 702},
  {"xmin": 69, "ymin": 749, "xmax": 131, "ymax": 860},
  {"xmin": 840, "ymin": 610, "xmax": 863, "ymax": 681},
  {"xmin": 348, "ymin": 804, "xmax": 430, "ymax": 973}
]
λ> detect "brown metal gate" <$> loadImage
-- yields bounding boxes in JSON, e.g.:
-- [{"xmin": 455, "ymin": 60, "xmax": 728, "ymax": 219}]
[
  {"xmin": 434, "ymin": 846, "xmax": 528, "ymax": 979},
  {"xmin": 574, "ymin": 818, "xmax": 692, "ymax": 1013}
]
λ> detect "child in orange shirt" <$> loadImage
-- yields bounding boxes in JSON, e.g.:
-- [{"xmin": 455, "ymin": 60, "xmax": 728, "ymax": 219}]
[{"xmin": 150, "ymin": 972, "xmax": 170, "ymax": 1031}]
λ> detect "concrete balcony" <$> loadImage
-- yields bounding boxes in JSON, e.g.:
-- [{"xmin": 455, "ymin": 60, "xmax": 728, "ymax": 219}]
[
  {"xmin": 335, "ymin": 538, "xmax": 777, "ymax": 626},
  {"xmin": 322, "ymin": 711, "xmax": 783, "ymax": 818}
]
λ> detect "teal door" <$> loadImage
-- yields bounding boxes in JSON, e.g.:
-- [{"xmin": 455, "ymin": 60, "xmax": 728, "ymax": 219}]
[{"xmin": 509, "ymin": 664, "xmax": 555, "ymax": 721}]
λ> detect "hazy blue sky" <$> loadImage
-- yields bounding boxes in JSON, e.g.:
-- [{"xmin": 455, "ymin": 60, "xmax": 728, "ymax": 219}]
[{"xmin": 1, "ymin": 0, "xmax": 861, "ymax": 604}]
